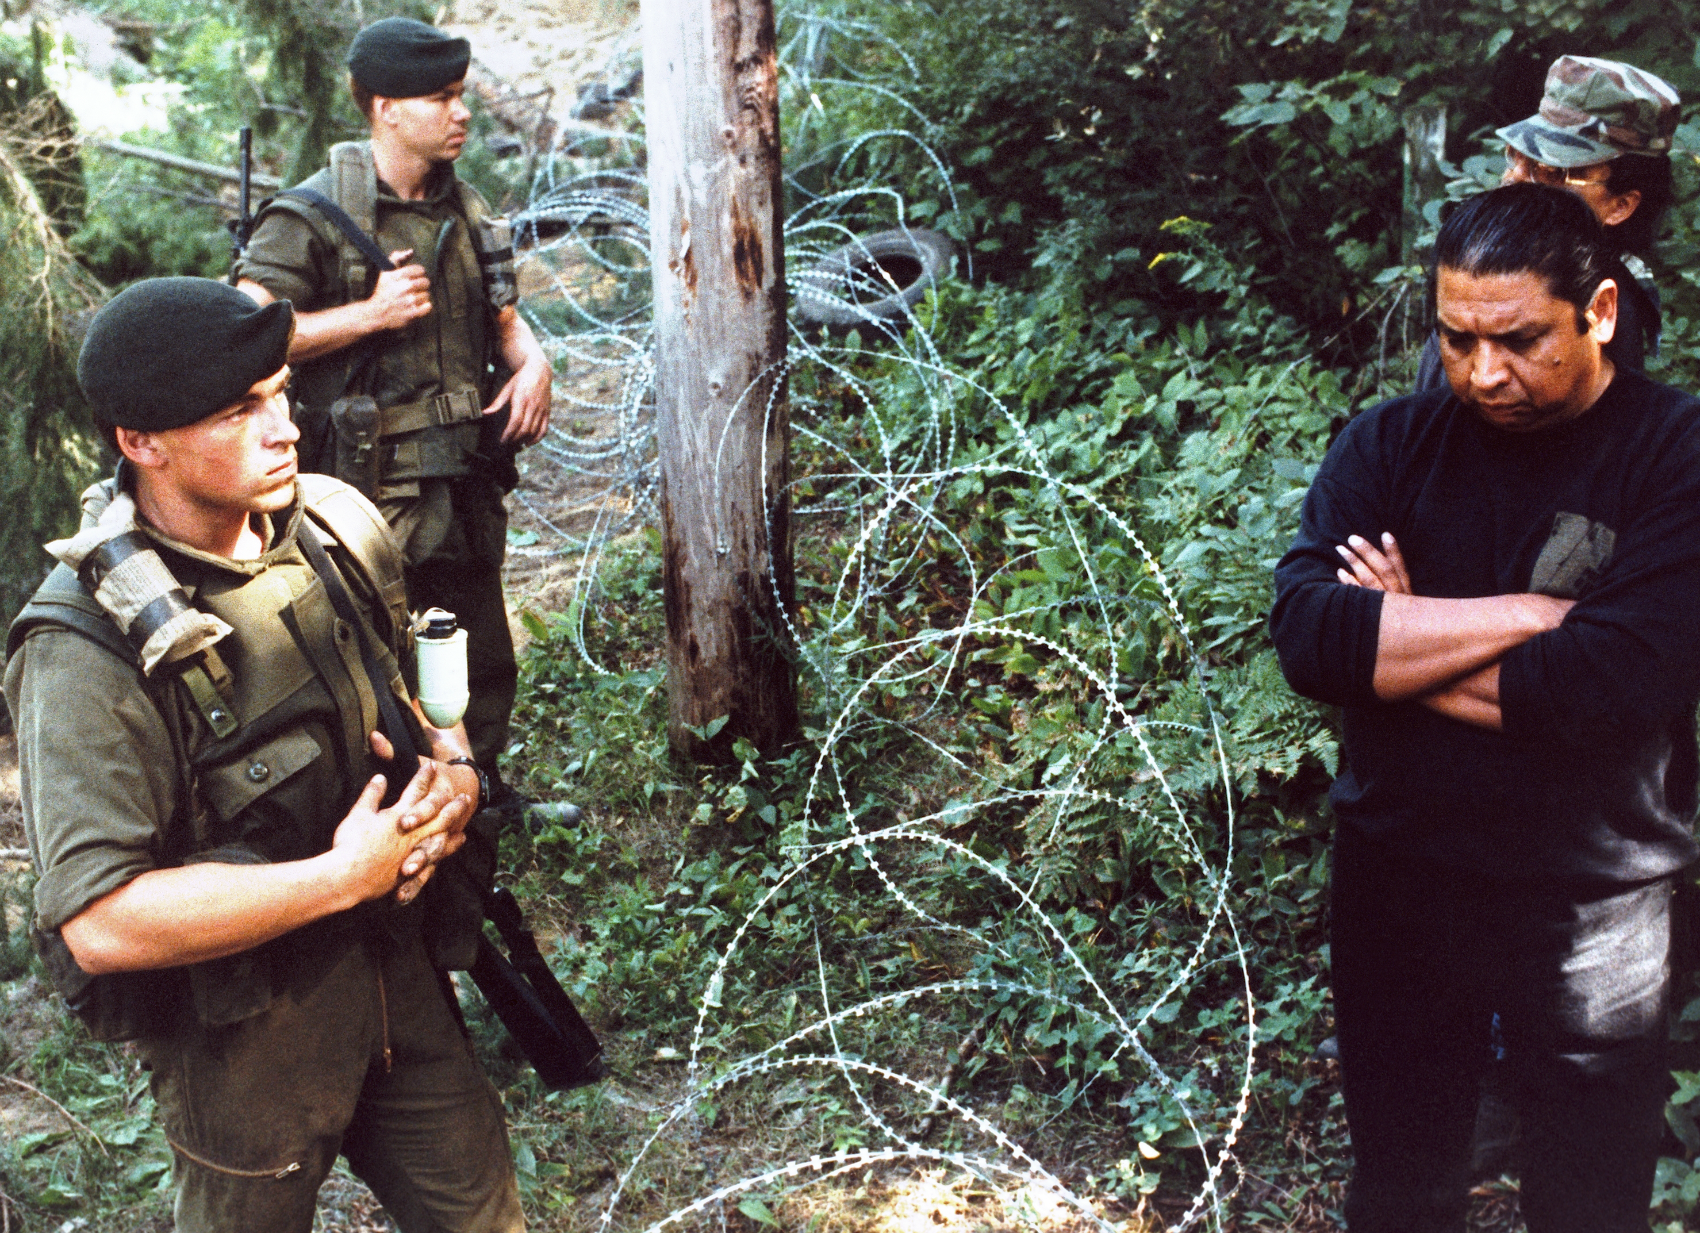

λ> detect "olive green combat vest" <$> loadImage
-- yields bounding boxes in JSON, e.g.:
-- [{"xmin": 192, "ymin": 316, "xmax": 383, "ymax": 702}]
[
  {"xmin": 255, "ymin": 143, "xmax": 499, "ymax": 497},
  {"xmin": 7, "ymin": 475, "xmax": 419, "ymax": 1040}
]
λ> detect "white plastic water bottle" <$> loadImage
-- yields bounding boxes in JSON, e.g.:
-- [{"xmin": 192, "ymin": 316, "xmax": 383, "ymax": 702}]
[{"xmin": 416, "ymin": 607, "xmax": 470, "ymax": 728}]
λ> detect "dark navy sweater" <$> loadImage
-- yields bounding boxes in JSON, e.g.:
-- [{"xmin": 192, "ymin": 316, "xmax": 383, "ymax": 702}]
[{"xmin": 1271, "ymin": 370, "xmax": 1700, "ymax": 881}]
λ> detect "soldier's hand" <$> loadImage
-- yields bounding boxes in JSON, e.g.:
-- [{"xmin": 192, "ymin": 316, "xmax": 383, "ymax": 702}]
[
  {"xmin": 365, "ymin": 249, "xmax": 433, "ymax": 332},
  {"xmin": 482, "ymin": 354, "xmax": 553, "ymax": 446},
  {"xmin": 368, "ymin": 731, "xmax": 475, "ymax": 903},
  {"xmin": 331, "ymin": 741, "xmax": 471, "ymax": 905}
]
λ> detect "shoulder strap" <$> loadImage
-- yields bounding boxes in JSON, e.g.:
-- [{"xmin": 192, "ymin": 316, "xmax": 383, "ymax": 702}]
[
  {"xmin": 451, "ymin": 178, "xmax": 489, "ymax": 228},
  {"xmin": 7, "ymin": 563, "xmax": 232, "ymax": 757},
  {"xmin": 271, "ymin": 146, "xmax": 392, "ymax": 396},
  {"xmin": 297, "ymin": 475, "xmax": 407, "ymax": 645},
  {"xmin": 8, "ymin": 564, "xmax": 134, "ymax": 665},
  {"xmin": 10, "ymin": 564, "xmax": 240, "ymax": 740},
  {"xmin": 296, "ymin": 527, "xmax": 422, "ymax": 803},
  {"xmin": 278, "ymin": 187, "xmax": 396, "ymax": 276},
  {"xmin": 329, "ymin": 141, "xmax": 378, "ymax": 234}
]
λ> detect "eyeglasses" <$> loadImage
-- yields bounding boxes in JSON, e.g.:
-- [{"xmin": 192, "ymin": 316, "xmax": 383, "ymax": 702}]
[{"xmin": 1505, "ymin": 149, "xmax": 1611, "ymax": 189}]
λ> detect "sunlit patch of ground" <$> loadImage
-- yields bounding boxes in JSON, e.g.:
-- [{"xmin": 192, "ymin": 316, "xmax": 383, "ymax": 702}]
[{"xmin": 778, "ymin": 1168, "xmax": 1131, "ymax": 1233}]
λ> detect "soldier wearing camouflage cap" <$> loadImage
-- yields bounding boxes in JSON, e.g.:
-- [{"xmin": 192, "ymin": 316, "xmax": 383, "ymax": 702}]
[
  {"xmin": 1414, "ymin": 55, "xmax": 1681, "ymax": 393},
  {"xmin": 1499, "ymin": 54, "xmax": 1680, "ymax": 169}
]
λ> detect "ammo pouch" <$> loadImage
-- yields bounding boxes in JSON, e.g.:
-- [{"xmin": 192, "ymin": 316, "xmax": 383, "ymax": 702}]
[{"xmin": 331, "ymin": 394, "xmax": 383, "ymax": 499}]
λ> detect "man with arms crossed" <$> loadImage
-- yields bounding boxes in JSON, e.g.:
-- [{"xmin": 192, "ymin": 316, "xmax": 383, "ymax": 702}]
[
  {"xmin": 8, "ymin": 278, "xmax": 524, "ymax": 1231},
  {"xmin": 238, "ymin": 17, "xmax": 551, "ymax": 807},
  {"xmin": 1271, "ymin": 183, "xmax": 1700, "ymax": 1231}
]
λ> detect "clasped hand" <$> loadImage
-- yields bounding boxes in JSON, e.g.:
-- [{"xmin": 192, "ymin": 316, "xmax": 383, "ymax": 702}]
[{"xmin": 331, "ymin": 731, "xmax": 473, "ymax": 906}]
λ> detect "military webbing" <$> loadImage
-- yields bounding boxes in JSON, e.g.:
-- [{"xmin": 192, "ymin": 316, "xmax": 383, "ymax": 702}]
[
  {"xmin": 71, "ymin": 530, "xmax": 239, "ymax": 738},
  {"xmin": 380, "ymin": 387, "xmax": 482, "ymax": 436},
  {"xmin": 296, "ymin": 525, "xmax": 423, "ymax": 804},
  {"xmin": 277, "ymin": 187, "xmax": 396, "ymax": 276}
]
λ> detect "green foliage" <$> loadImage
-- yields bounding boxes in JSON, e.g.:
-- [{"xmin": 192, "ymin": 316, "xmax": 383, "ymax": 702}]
[
  {"xmin": 0, "ymin": 110, "xmax": 103, "ymax": 629},
  {"xmin": 0, "ymin": 869, "xmax": 33, "ymax": 982},
  {"xmin": 784, "ymin": 0, "xmax": 1700, "ymax": 373},
  {"xmin": 13, "ymin": 0, "xmax": 1700, "ymax": 1224},
  {"xmin": 66, "ymin": 0, "xmax": 434, "ymax": 286}
]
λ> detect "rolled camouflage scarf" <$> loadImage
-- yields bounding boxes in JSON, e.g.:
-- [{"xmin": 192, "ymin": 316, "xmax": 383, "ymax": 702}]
[{"xmin": 46, "ymin": 485, "xmax": 232, "ymax": 675}]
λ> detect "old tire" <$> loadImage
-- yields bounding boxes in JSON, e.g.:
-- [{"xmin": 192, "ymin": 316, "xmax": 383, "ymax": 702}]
[{"xmin": 795, "ymin": 228, "xmax": 954, "ymax": 331}]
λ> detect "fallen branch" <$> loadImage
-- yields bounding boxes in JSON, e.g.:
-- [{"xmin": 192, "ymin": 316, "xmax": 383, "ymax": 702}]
[
  {"xmin": 0, "ymin": 848, "xmax": 28, "ymax": 861},
  {"xmin": 914, "ymin": 1013, "xmax": 991, "ymax": 1142},
  {"xmin": 0, "ymin": 1074, "xmax": 111, "ymax": 1158},
  {"xmin": 90, "ymin": 139, "xmax": 280, "ymax": 190}
]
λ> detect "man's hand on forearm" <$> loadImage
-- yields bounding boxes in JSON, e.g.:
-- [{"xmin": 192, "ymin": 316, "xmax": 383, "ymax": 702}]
[{"xmin": 1333, "ymin": 531, "xmax": 1573, "ymax": 702}]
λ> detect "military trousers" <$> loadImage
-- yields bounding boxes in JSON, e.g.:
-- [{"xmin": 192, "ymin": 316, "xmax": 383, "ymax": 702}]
[
  {"xmin": 381, "ymin": 475, "xmax": 518, "ymax": 773},
  {"xmin": 1330, "ymin": 824, "xmax": 1671, "ymax": 1233},
  {"xmin": 140, "ymin": 925, "xmax": 523, "ymax": 1233}
]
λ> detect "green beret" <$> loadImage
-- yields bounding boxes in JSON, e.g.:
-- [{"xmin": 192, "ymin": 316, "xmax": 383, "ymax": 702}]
[
  {"xmin": 78, "ymin": 278, "xmax": 294, "ymax": 432},
  {"xmin": 347, "ymin": 18, "xmax": 470, "ymax": 99}
]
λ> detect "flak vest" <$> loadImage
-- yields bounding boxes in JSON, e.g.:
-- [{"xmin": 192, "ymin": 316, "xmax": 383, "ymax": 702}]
[
  {"xmin": 8, "ymin": 475, "xmax": 427, "ymax": 1040},
  {"xmin": 252, "ymin": 142, "xmax": 514, "ymax": 496}
]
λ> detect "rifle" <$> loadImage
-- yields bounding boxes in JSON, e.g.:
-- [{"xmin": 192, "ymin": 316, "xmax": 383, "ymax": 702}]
[
  {"xmin": 226, "ymin": 125, "xmax": 254, "ymax": 284},
  {"xmin": 471, "ymin": 887, "xmax": 607, "ymax": 1090},
  {"xmin": 296, "ymin": 533, "xmax": 608, "ymax": 1088}
]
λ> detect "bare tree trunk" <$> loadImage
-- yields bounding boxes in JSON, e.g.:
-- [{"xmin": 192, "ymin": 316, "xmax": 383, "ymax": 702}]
[
  {"xmin": 643, "ymin": 0, "xmax": 798, "ymax": 762},
  {"xmin": 1401, "ymin": 104, "xmax": 1447, "ymax": 323}
]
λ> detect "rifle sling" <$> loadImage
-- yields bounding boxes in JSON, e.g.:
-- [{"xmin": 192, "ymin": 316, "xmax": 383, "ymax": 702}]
[
  {"xmin": 278, "ymin": 188, "xmax": 397, "ymax": 273},
  {"xmin": 296, "ymin": 526, "xmax": 421, "ymax": 799}
]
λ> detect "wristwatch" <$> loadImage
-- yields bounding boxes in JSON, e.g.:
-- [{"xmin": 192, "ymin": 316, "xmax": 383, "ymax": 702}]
[{"xmin": 445, "ymin": 757, "xmax": 488, "ymax": 812}]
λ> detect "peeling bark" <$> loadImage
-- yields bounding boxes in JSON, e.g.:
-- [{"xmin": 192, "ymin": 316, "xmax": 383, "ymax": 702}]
[{"xmin": 643, "ymin": 0, "xmax": 798, "ymax": 762}]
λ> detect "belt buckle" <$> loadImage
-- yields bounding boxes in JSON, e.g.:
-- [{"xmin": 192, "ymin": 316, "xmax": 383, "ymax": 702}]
[{"xmin": 435, "ymin": 389, "xmax": 477, "ymax": 425}]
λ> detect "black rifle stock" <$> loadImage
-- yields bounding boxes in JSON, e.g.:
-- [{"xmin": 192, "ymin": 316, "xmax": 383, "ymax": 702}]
[{"xmin": 470, "ymin": 887, "xmax": 607, "ymax": 1089}]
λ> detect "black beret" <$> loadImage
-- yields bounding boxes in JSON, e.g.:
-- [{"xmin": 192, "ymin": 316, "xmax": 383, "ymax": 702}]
[
  {"xmin": 347, "ymin": 18, "xmax": 470, "ymax": 98},
  {"xmin": 78, "ymin": 278, "xmax": 294, "ymax": 432}
]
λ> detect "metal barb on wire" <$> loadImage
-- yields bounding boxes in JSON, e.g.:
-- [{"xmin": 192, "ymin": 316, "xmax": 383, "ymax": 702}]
[{"xmin": 511, "ymin": 12, "xmax": 1258, "ymax": 1229}]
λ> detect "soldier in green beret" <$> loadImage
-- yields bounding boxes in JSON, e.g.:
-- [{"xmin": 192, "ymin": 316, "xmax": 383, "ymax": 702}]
[
  {"xmin": 1415, "ymin": 55, "xmax": 1680, "ymax": 391},
  {"xmin": 237, "ymin": 16, "xmax": 551, "ymax": 817},
  {"xmin": 6, "ymin": 277, "xmax": 525, "ymax": 1232}
]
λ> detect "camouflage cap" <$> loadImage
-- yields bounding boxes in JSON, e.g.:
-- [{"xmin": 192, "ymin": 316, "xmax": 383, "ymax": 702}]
[{"xmin": 1497, "ymin": 56, "xmax": 1680, "ymax": 169}]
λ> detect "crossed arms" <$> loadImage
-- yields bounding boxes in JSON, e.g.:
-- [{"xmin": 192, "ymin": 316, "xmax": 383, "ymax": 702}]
[{"xmin": 1333, "ymin": 531, "xmax": 1573, "ymax": 731}]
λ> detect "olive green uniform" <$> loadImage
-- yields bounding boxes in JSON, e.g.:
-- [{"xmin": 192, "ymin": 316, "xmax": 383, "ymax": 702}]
[
  {"xmin": 236, "ymin": 145, "xmax": 518, "ymax": 772},
  {"xmin": 6, "ymin": 475, "xmax": 523, "ymax": 1233}
]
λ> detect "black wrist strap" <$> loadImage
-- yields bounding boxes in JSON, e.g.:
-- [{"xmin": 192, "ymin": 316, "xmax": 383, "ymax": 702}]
[
  {"xmin": 297, "ymin": 526, "xmax": 421, "ymax": 804},
  {"xmin": 445, "ymin": 757, "xmax": 488, "ymax": 812}
]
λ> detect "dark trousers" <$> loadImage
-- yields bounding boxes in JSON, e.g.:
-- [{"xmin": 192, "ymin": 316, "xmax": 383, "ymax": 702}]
[
  {"xmin": 143, "ymin": 931, "xmax": 522, "ymax": 1233},
  {"xmin": 383, "ymin": 476, "xmax": 519, "ymax": 773},
  {"xmin": 1330, "ymin": 825, "xmax": 1672, "ymax": 1233}
]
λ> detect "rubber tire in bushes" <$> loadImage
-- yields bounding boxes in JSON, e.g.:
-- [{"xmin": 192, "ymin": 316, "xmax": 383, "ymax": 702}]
[{"xmin": 795, "ymin": 228, "xmax": 954, "ymax": 330}]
